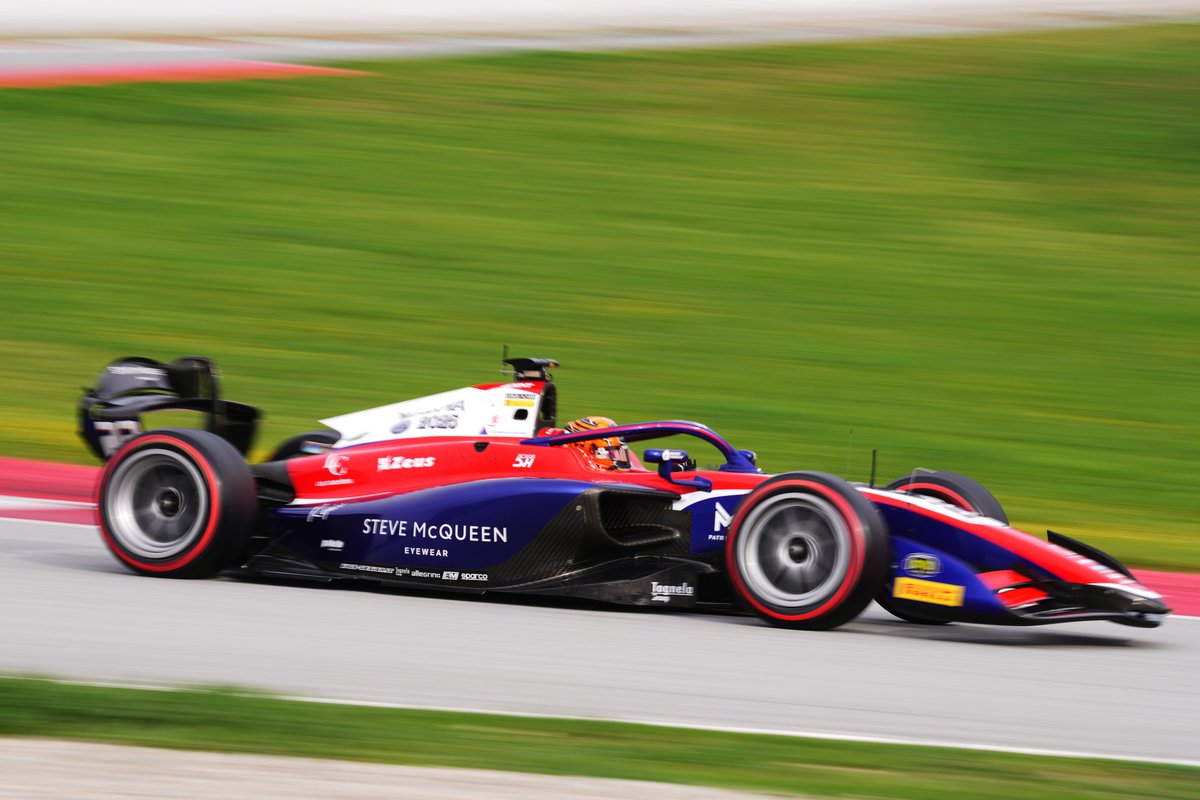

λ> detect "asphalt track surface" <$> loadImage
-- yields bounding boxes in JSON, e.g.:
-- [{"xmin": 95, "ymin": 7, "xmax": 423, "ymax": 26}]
[{"xmin": 3, "ymin": 516, "xmax": 1198, "ymax": 766}]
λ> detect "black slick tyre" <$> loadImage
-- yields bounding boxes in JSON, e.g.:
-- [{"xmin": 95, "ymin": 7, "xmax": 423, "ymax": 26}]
[
  {"xmin": 97, "ymin": 428, "xmax": 257, "ymax": 578},
  {"xmin": 725, "ymin": 472, "xmax": 888, "ymax": 630},
  {"xmin": 884, "ymin": 471, "xmax": 1008, "ymax": 523},
  {"xmin": 878, "ymin": 470, "xmax": 1008, "ymax": 624}
]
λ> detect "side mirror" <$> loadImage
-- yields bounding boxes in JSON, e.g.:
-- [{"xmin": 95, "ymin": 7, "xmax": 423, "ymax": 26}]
[
  {"xmin": 644, "ymin": 448, "xmax": 690, "ymax": 466},
  {"xmin": 644, "ymin": 449, "xmax": 711, "ymax": 491}
]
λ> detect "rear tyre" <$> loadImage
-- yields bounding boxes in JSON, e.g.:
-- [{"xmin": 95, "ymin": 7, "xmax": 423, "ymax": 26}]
[
  {"xmin": 726, "ymin": 472, "xmax": 888, "ymax": 630},
  {"xmin": 97, "ymin": 428, "xmax": 257, "ymax": 578},
  {"xmin": 267, "ymin": 430, "xmax": 340, "ymax": 462},
  {"xmin": 878, "ymin": 470, "xmax": 1007, "ymax": 624}
]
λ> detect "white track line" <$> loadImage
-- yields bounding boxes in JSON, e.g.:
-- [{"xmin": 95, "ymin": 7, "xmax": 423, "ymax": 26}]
[
  {"xmin": 284, "ymin": 695, "xmax": 1200, "ymax": 769},
  {"xmin": 26, "ymin": 38, "xmax": 206, "ymax": 51},
  {"xmin": 6, "ymin": 676, "xmax": 1197, "ymax": 769},
  {"xmin": 0, "ymin": 495, "xmax": 93, "ymax": 509},
  {"xmin": 0, "ymin": 516, "xmax": 96, "ymax": 528}
]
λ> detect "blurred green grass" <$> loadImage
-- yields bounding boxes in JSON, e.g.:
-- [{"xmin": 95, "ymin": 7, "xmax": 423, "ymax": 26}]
[
  {"xmin": 2, "ymin": 677, "xmax": 1196, "ymax": 799},
  {"xmin": 0, "ymin": 25, "xmax": 1196, "ymax": 568}
]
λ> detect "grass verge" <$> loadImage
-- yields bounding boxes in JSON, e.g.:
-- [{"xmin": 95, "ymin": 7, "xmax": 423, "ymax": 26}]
[
  {"xmin": 0, "ymin": 25, "xmax": 1196, "ymax": 568},
  {"xmin": 1, "ymin": 677, "xmax": 1196, "ymax": 799}
]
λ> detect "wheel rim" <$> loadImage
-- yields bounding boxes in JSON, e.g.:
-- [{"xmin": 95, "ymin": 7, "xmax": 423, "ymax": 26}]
[
  {"xmin": 735, "ymin": 491, "xmax": 851, "ymax": 609},
  {"xmin": 105, "ymin": 447, "xmax": 209, "ymax": 560}
]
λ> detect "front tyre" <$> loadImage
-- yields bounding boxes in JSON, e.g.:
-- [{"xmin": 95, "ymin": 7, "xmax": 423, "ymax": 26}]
[
  {"xmin": 98, "ymin": 428, "xmax": 257, "ymax": 578},
  {"xmin": 884, "ymin": 470, "xmax": 1007, "ymax": 523},
  {"xmin": 878, "ymin": 470, "xmax": 1008, "ymax": 624},
  {"xmin": 726, "ymin": 472, "xmax": 888, "ymax": 630}
]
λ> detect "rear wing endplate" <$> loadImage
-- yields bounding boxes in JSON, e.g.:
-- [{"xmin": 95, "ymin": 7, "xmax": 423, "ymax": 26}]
[{"xmin": 78, "ymin": 356, "xmax": 259, "ymax": 461}]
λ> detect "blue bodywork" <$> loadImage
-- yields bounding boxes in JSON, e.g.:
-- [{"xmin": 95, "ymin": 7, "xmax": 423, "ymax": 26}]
[{"xmin": 271, "ymin": 478, "xmax": 592, "ymax": 570}]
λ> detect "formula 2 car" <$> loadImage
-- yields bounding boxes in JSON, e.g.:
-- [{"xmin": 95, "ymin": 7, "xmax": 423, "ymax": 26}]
[{"xmin": 78, "ymin": 355, "xmax": 1171, "ymax": 630}]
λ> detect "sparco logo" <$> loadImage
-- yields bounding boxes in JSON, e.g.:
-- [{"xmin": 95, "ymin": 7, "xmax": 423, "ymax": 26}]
[
  {"xmin": 650, "ymin": 581, "xmax": 694, "ymax": 603},
  {"xmin": 323, "ymin": 454, "xmax": 349, "ymax": 476}
]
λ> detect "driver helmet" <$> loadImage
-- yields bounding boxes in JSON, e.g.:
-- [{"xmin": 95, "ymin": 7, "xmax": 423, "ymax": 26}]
[{"xmin": 564, "ymin": 416, "xmax": 631, "ymax": 470}]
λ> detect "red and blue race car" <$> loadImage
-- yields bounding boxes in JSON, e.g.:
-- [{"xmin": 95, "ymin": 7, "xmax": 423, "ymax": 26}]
[{"xmin": 79, "ymin": 355, "xmax": 1170, "ymax": 630}]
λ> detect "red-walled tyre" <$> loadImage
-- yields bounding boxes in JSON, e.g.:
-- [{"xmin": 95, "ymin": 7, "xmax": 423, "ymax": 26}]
[
  {"xmin": 884, "ymin": 471, "xmax": 1008, "ymax": 523},
  {"xmin": 726, "ymin": 472, "xmax": 888, "ymax": 630},
  {"xmin": 878, "ymin": 470, "xmax": 1008, "ymax": 624},
  {"xmin": 97, "ymin": 428, "xmax": 257, "ymax": 578}
]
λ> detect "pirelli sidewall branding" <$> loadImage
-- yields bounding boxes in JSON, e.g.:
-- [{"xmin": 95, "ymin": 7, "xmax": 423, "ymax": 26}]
[{"xmin": 276, "ymin": 478, "xmax": 587, "ymax": 572}]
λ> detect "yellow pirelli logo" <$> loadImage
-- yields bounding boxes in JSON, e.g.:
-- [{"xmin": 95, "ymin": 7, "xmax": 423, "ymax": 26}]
[{"xmin": 893, "ymin": 577, "xmax": 965, "ymax": 607}]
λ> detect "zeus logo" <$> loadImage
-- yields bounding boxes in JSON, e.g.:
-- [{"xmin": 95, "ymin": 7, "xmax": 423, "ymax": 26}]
[
  {"xmin": 324, "ymin": 454, "xmax": 349, "ymax": 477},
  {"xmin": 714, "ymin": 502, "xmax": 732, "ymax": 532}
]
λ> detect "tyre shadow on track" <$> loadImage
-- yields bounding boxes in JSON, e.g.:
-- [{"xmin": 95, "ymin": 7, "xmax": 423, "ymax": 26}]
[
  {"xmin": 845, "ymin": 616, "xmax": 1157, "ymax": 648},
  {"xmin": 11, "ymin": 544, "xmax": 128, "ymax": 575},
  {"xmin": 224, "ymin": 572, "xmax": 1161, "ymax": 649}
]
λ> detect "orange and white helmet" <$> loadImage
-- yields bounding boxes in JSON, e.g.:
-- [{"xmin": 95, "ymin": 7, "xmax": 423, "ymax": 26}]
[{"xmin": 564, "ymin": 416, "xmax": 631, "ymax": 470}]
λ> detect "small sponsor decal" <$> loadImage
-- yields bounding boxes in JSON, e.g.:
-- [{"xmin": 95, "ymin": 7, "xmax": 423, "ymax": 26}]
[
  {"xmin": 512, "ymin": 453, "xmax": 536, "ymax": 469},
  {"xmin": 339, "ymin": 562, "xmax": 393, "ymax": 574},
  {"xmin": 323, "ymin": 454, "xmax": 349, "ymax": 477},
  {"xmin": 306, "ymin": 504, "xmax": 343, "ymax": 522},
  {"xmin": 902, "ymin": 553, "xmax": 942, "ymax": 578},
  {"xmin": 650, "ymin": 581, "xmax": 695, "ymax": 603},
  {"xmin": 893, "ymin": 577, "xmax": 964, "ymax": 606},
  {"xmin": 461, "ymin": 573, "xmax": 488, "ymax": 582},
  {"xmin": 417, "ymin": 414, "xmax": 458, "ymax": 430},
  {"xmin": 404, "ymin": 546, "xmax": 448, "ymax": 557},
  {"xmin": 320, "ymin": 539, "xmax": 344, "ymax": 551},
  {"xmin": 505, "ymin": 397, "xmax": 536, "ymax": 407},
  {"xmin": 108, "ymin": 364, "xmax": 163, "ymax": 376},
  {"xmin": 713, "ymin": 501, "xmax": 732, "ymax": 532},
  {"xmin": 443, "ymin": 571, "xmax": 460, "ymax": 580},
  {"xmin": 377, "ymin": 455, "xmax": 436, "ymax": 472}
]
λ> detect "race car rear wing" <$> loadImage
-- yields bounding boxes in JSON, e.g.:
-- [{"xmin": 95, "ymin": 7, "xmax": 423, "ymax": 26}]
[{"xmin": 78, "ymin": 356, "xmax": 259, "ymax": 461}]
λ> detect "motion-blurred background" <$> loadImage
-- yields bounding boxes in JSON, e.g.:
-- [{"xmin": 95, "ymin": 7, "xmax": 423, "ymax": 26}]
[{"xmin": 1, "ymin": 0, "xmax": 1196, "ymax": 577}]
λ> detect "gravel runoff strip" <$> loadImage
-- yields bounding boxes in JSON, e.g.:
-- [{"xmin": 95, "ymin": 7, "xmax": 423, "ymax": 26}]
[{"xmin": 0, "ymin": 738, "xmax": 780, "ymax": 800}]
